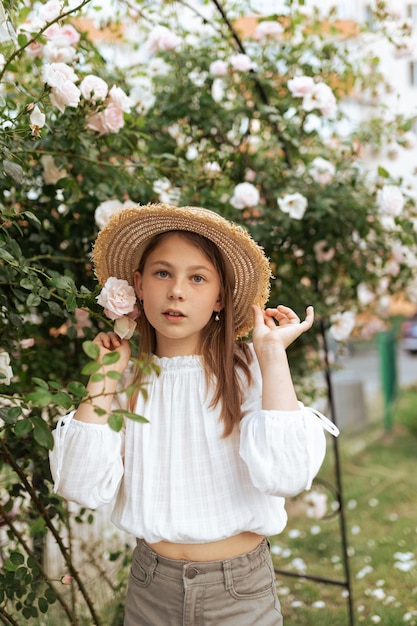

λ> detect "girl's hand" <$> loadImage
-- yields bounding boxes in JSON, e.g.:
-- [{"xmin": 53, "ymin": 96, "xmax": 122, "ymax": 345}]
[
  {"xmin": 93, "ymin": 331, "xmax": 131, "ymax": 374},
  {"xmin": 252, "ymin": 304, "xmax": 314, "ymax": 354}
]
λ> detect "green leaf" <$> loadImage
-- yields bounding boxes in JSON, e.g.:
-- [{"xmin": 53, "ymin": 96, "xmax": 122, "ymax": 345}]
[
  {"xmin": 0, "ymin": 247, "xmax": 17, "ymax": 264},
  {"xmin": 108, "ymin": 413, "xmax": 124, "ymax": 431},
  {"xmin": 26, "ymin": 388, "xmax": 53, "ymax": 408},
  {"xmin": 38, "ymin": 597, "xmax": 48, "ymax": 614},
  {"xmin": 8, "ymin": 406, "xmax": 22, "ymax": 420},
  {"xmin": 67, "ymin": 381, "xmax": 88, "ymax": 397},
  {"xmin": 27, "ymin": 293, "xmax": 41, "ymax": 307},
  {"xmin": 54, "ymin": 392, "xmax": 73, "ymax": 409},
  {"xmin": 81, "ymin": 361, "xmax": 101, "ymax": 376},
  {"xmin": 82, "ymin": 340, "xmax": 100, "ymax": 360},
  {"xmin": 106, "ymin": 371, "xmax": 122, "ymax": 380},
  {"xmin": 90, "ymin": 373, "xmax": 104, "ymax": 382},
  {"xmin": 31, "ymin": 417, "xmax": 54, "ymax": 450},
  {"xmin": 113, "ymin": 409, "xmax": 149, "ymax": 424},
  {"xmin": 377, "ymin": 165, "xmax": 389, "ymax": 178},
  {"xmin": 9, "ymin": 552, "xmax": 25, "ymax": 566},
  {"xmin": 14, "ymin": 420, "xmax": 33, "ymax": 437},
  {"xmin": 32, "ymin": 378, "xmax": 49, "ymax": 389},
  {"xmin": 102, "ymin": 351, "xmax": 120, "ymax": 365}
]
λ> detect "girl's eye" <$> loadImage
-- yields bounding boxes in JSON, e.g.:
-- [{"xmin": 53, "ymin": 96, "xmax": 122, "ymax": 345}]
[
  {"xmin": 192, "ymin": 275, "xmax": 205, "ymax": 283},
  {"xmin": 156, "ymin": 270, "xmax": 169, "ymax": 278}
]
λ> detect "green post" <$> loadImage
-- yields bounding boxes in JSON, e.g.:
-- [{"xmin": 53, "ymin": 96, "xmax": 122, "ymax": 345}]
[{"xmin": 376, "ymin": 329, "xmax": 398, "ymax": 431}]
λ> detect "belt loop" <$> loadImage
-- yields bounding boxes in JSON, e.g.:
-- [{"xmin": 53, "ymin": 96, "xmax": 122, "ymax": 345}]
[{"xmin": 223, "ymin": 560, "xmax": 233, "ymax": 591}]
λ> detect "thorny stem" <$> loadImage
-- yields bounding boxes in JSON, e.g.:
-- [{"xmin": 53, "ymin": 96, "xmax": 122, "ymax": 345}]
[
  {"xmin": 0, "ymin": 605, "xmax": 20, "ymax": 626},
  {"xmin": 0, "ymin": 440, "xmax": 102, "ymax": 626}
]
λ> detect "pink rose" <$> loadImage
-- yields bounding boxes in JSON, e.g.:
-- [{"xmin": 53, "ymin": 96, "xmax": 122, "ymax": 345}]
[
  {"xmin": 287, "ymin": 75, "xmax": 314, "ymax": 97},
  {"xmin": 43, "ymin": 43, "xmax": 76, "ymax": 64},
  {"xmin": 80, "ymin": 75, "xmax": 109, "ymax": 102},
  {"xmin": 97, "ymin": 277, "xmax": 137, "ymax": 320},
  {"xmin": 230, "ymin": 182, "xmax": 260, "ymax": 209},
  {"xmin": 86, "ymin": 103, "xmax": 124, "ymax": 135},
  {"xmin": 145, "ymin": 26, "xmax": 181, "ymax": 54},
  {"xmin": 209, "ymin": 60, "xmax": 228, "ymax": 77},
  {"xmin": 229, "ymin": 54, "xmax": 254, "ymax": 72}
]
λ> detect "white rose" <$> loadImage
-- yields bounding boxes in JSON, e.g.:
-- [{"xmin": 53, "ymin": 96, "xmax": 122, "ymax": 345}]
[
  {"xmin": 229, "ymin": 54, "xmax": 254, "ymax": 72},
  {"xmin": 94, "ymin": 199, "xmax": 125, "ymax": 230},
  {"xmin": 277, "ymin": 193, "xmax": 308, "ymax": 220},
  {"xmin": 43, "ymin": 42, "xmax": 76, "ymax": 64},
  {"xmin": 357, "ymin": 283, "xmax": 375, "ymax": 306},
  {"xmin": 287, "ymin": 75, "xmax": 314, "ymax": 97},
  {"xmin": 29, "ymin": 105, "xmax": 46, "ymax": 130},
  {"xmin": 329, "ymin": 312, "xmax": 356, "ymax": 341},
  {"xmin": 96, "ymin": 277, "xmax": 137, "ymax": 320},
  {"xmin": 80, "ymin": 75, "xmax": 108, "ymax": 102},
  {"xmin": 302, "ymin": 83, "xmax": 337, "ymax": 118},
  {"xmin": 377, "ymin": 185, "xmax": 405, "ymax": 216},
  {"xmin": 203, "ymin": 161, "xmax": 221, "ymax": 177},
  {"xmin": 230, "ymin": 182, "xmax": 260, "ymax": 209},
  {"xmin": 49, "ymin": 81, "xmax": 81, "ymax": 113},
  {"xmin": 211, "ymin": 78, "xmax": 225, "ymax": 103},
  {"xmin": 43, "ymin": 62, "xmax": 78, "ymax": 87},
  {"xmin": 0, "ymin": 351, "xmax": 13, "ymax": 385},
  {"xmin": 109, "ymin": 85, "xmax": 132, "ymax": 113},
  {"xmin": 209, "ymin": 60, "xmax": 228, "ymax": 77},
  {"xmin": 309, "ymin": 157, "xmax": 335, "ymax": 184}
]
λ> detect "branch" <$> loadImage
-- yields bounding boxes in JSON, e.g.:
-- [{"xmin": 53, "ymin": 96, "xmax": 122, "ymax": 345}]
[
  {"xmin": 0, "ymin": 0, "xmax": 92, "ymax": 82},
  {"xmin": 0, "ymin": 439, "xmax": 102, "ymax": 626},
  {"xmin": 210, "ymin": 0, "xmax": 293, "ymax": 168},
  {"xmin": 0, "ymin": 502, "xmax": 75, "ymax": 623}
]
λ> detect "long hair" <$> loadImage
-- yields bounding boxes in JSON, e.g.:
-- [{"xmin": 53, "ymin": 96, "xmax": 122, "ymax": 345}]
[{"xmin": 132, "ymin": 230, "xmax": 253, "ymax": 436}]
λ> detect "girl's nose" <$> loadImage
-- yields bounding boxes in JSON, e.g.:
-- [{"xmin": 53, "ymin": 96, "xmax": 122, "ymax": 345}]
[{"xmin": 168, "ymin": 279, "xmax": 184, "ymax": 300}]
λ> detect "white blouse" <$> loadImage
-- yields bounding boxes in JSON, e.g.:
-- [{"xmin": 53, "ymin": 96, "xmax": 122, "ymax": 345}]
[{"xmin": 49, "ymin": 348, "xmax": 338, "ymax": 544}]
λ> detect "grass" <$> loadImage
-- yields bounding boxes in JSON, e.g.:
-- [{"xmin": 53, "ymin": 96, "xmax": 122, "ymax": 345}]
[{"xmin": 270, "ymin": 385, "xmax": 417, "ymax": 625}]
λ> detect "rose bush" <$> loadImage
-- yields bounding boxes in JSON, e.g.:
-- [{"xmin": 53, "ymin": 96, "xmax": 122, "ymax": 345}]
[{"xmin": 1, "ymin": 0, "xmax": 417, "ymax": 623}]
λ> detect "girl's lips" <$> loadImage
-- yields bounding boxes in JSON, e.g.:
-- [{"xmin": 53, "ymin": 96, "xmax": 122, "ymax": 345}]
[{"xmin": 163, "ymin": 310, "xmax": 185, "ymax": 320}]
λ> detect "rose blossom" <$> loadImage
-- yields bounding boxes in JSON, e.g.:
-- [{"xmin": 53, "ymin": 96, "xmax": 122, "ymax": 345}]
[
  {"xmin": 357, "ymin": 283, "xmax": 375, "ymax": 306},
  {"xmin": 329, "ymin": 311, "xmax": 356, "ymax": 341},
  {"xmin": 109, "ymin": 85, "xmax": 132, "ymax": 113},
  {"xmin": 203, "ymin": 161, "xmax": 221, "ymax": 177},
  {"xmin": 97, "ymin": 277, "xmax": 137, "ymax": 320},
  {"xmin": 302, "ymin": 82, "xmax": 337, "ymax": 117},
  {"xmin": 94, "ymin": 199, "xmax": 135, "ymax": 230},
  {"xmin": 229, "ymin": 54, "xmax": 254, "ymax": 72},
  {"xmin": 80, "ymin": 75, "xmax": 108, "ymax": 102},
  {"xmin": 29, "ymin": 105, "xmax": 46, "ymax": 135},
  {"xmin": 37, "ymin": 0, "xmax": 63, "ymax": 22},
  {"xmin": 377, "ymin": 184, "xmax": 405, "ymax": 216},
  {"xmin": 86, "ymin": 103, "xmax": 124, "ymax": 135},
  {"xmin": 230, "ymin": 182, "xmax": 260, "ymax": 209},
  {"xmin": 0, "ymin": 351, "xmax": 13, "ymax": 385},
  {"xmin": 43, "ymin": 62, "xmax": 78, "ymax": 87},
  {"xmin": 209, "ymin": 60, "xmax": 228, "ymax": 77},
  {"xmin": 43, "ymin": 42, "xmax": 76, "ymax": 64},
  {"xmin": 309, "ymin": 157, "xmax": 335, "ymax": 184},
  {"xmin": 277, "ymin": 193, "xmax": 308, "ymax": 220},
  {"xmin": 49, "ymin": 81, "xmax": 81, "ymax": 113},
  {"xmin": 114, "ymin": 316, "xmax": 138, "ymax": 340},
  {"xmin": 254, "ymin": 21, "xmax": 284, "ymax": 40},
  {"xmin": 145, "ymin": 25, "xmax": 181, "ymax": 54},
  {"xmin": 287, "ymin": 75, "xmax": 314, "ymax": 97}
]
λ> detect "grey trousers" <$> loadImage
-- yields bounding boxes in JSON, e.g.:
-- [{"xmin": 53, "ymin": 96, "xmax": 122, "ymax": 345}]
[{"xmin": 124, "ymin": 538, "xmax": 283, "ymax": 625}]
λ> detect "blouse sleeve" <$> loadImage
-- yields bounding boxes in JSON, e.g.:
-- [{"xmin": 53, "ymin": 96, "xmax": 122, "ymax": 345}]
[
  {"xmin": 239, "ymin": 348, "xmax": 339, "ymax": 498},
  {"xmin": 49, "ymin": 411, "xmax": 124, "ymax": 509}
]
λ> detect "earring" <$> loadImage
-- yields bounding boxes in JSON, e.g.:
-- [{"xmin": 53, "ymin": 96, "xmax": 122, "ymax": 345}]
[
  {"xmin": 214, "ymin": 312, "xmax": 220, "ymax": 322},
  {"xmin": 139, "ymin": 298, "xmax": 144, "ymax": 307}
]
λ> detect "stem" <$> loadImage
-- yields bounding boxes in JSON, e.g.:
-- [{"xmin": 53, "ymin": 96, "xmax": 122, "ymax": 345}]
[
  {"xmin": 0, "ymin": 440, "xmax": 102, "ymax": 626},
  {"xmin": 210, "ymin": 0, "xmax": 293, "ymax": 168},
  {"xmin": 0, "ymin": 0, "xmax": 92, "ymax": 82},
  {"xmin": 0, "ymin": 503, "xmax": 75, "ymax": 623},
  {"xmin": 0, "ymin": 606, "xmax": 21, "ymax": 626}
]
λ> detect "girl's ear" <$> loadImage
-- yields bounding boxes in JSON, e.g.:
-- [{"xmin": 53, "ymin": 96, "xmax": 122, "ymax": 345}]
[
  {"xmin": 216, "ymin": 293, "xmax": 225, "ymax": 311},
  {"xmin": 133, "ymin": 270, "xmax": 143, "ymax": 299}
]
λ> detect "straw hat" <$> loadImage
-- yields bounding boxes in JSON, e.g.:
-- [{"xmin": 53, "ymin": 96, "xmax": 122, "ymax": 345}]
[{"xmin": 92, "ymin": 203, "xmax": 272, "ymax": 338}]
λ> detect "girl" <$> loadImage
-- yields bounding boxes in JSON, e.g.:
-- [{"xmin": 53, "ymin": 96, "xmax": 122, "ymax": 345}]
[{"xmin": 50, "ymin": 203, "xmax": 339, "ymax": 626}]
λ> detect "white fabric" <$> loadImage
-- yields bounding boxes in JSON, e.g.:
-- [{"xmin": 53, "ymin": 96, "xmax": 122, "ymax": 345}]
[{"xmin": 49, "ymin": 347, "xmax": 338, "ymax": 544}]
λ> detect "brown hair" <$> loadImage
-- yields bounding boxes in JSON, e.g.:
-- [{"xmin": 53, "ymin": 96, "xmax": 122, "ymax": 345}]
[{"xmin": 132, "ymin": 231, "xmax": 253, "ymax": 436}]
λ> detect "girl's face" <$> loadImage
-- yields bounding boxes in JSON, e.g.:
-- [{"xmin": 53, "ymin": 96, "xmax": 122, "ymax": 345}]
[{"xmin": 134, "ymin": 233, "xmax": 223, "ymax": 357}]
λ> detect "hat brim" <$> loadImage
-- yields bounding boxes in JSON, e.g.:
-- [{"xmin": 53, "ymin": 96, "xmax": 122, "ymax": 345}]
[{"xmin": 92, "ymin": 203, "xmax": 271, "ymax": 338}]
